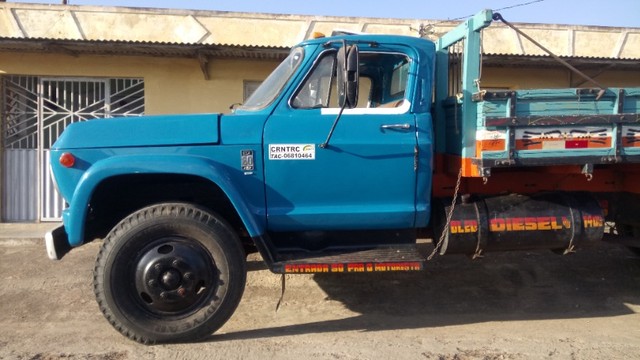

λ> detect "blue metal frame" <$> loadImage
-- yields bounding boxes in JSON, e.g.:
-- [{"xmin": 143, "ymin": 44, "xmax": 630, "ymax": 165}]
[{"xmin": 434, "ymin": 9, "xmax": 493, "ymax": 156}]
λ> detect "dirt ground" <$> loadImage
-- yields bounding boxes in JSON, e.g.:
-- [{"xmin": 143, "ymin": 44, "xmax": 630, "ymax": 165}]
[{"xmin": 1, "ymin": 238, "xmax": 639, "ymax": 360}]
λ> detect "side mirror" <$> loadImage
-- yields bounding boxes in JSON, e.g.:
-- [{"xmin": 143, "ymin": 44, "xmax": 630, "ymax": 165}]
[{"xmin": 337, "ymin": 44, "xmax": 359, "ymax": 109}]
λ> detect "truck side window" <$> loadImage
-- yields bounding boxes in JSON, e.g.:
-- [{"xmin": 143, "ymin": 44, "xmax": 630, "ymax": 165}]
[
  {"xmin": 292, "ymin": 50, "xmax": 409, "ymax": 110},
  {"xmin": 390, "ymin": 60, "xmax": 410, "ymax": 99},
  {"xmin": 360, "ymin": 53, "xmax": 410, "ymax": 108},
  {"xmin": 292, "ymin": 53, "xmax": 336, "ymax": 109},
  {"xmin": 327, "ymin": 77, "xmax": 372, "ymax": 108}
]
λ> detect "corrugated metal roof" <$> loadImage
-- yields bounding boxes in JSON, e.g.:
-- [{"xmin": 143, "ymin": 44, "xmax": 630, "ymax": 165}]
[
  {"xmin": 0, "ymin": 37, "xmax": 290, "ymax": 60},
  {"xmin": 1, "ymin": 37, "xmax": 638, "ymax": 68}
]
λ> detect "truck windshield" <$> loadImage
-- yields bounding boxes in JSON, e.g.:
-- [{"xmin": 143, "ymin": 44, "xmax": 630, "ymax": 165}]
[{"xmin": 239, "ymin": 47, "xmax": 305, "ymax": 110}]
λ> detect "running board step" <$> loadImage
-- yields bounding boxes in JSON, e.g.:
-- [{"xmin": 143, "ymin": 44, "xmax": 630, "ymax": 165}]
[{"xmin": 271, "ymin": 245, "xmax": 426, "ymax": 274}]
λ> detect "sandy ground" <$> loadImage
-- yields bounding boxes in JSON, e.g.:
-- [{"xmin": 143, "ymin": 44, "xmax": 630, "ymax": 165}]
[{"xmin": 1, "ymin": 239, "xmax": 639, "ymax": 360}]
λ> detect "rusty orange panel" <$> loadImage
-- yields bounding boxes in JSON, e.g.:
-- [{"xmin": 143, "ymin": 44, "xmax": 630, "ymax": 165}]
[{"xmin": 475, "ymin": 139, "xmax": 506, "ymax": 154}]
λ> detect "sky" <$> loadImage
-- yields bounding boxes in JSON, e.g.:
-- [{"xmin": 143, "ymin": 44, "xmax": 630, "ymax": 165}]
[{"xmin": 6, "ymin": 0, "xmax": 640, "ymax": 28}]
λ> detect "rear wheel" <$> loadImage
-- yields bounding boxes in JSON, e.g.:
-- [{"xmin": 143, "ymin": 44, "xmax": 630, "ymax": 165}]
[{"xmin": 93, "ymin": 203, "xmax": 246, "ymax": 344}]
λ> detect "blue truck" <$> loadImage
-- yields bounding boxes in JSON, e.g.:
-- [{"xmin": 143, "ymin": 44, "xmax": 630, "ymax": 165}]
[{"xmin": 46, "ymin": 10, "xmax": 640, "ymax": 343}]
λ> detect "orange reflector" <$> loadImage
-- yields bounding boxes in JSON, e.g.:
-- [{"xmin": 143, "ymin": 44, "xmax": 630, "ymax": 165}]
[
  {"xmin": 311, "ymin": 32, "xmax": 326, "ymax": 39},
  {"xmin": 59, "ymin": 152, "xmax": 75, "ymax": 168}
]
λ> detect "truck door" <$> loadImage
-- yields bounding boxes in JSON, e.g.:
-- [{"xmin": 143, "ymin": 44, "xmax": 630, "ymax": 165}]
[{"xmin": 263, "ymin": 46, "xmax": 418, "ymax": 231}]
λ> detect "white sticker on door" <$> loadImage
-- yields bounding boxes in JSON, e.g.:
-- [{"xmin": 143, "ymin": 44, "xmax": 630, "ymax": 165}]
[{"xmin": 269, "ymin": 144, "xmax": 316, "ymax": 160}]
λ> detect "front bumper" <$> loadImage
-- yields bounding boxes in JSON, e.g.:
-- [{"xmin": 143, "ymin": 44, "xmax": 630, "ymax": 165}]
[{"xmin": 45, "ymin": 225, "xmax": 71, "ymax": 260}]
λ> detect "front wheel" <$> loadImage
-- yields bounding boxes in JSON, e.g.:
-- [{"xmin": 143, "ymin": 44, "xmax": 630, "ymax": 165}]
[{"xmin": 93, "ymin": 203, "xmax": 246, "ymax": 344}]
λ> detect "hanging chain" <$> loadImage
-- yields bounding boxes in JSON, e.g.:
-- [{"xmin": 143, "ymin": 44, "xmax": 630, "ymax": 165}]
[{"xmin": 428, "ymin": 167, "xmax": 463, "ymax": 260}]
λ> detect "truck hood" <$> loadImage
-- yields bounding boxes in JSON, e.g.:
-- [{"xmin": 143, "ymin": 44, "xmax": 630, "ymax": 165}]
[{"xmin": 53, "ymin": 113, "xmax": 220, "ymax": 150}]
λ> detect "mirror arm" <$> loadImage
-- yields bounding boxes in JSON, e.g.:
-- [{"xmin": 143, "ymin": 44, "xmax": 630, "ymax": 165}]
[
  {"xmin": 319, "ymin": 102, "xmax": 347, "ymax": 149},
  {"xmin": 321, "ymin": 40, "xmax": 359, "ymax": 149}
]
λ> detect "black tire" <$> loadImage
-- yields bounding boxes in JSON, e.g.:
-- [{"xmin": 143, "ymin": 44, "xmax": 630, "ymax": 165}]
[{"xmin": 93, "ymin": 203, "xmax": 246, "ymax": 344}]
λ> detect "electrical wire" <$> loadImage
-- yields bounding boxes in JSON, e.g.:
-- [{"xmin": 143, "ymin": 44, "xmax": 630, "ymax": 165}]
[
  {"xmin": 496, "ymin": 0, "xmax": 545, "ymax": 13},
  {"xmin": 427, "ymin": 0, "xmax": 546, "ymax": 27}
]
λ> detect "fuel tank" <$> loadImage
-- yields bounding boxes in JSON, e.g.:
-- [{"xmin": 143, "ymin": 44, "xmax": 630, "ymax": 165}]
[{"xmin": 437, "ymin": 193, "xmax": 605, "ymax": 256}]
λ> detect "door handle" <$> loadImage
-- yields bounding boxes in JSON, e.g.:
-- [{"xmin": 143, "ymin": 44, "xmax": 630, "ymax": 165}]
[{"xmin": 380, "ymin": 123, "xmax": 411, "ymax": 130}]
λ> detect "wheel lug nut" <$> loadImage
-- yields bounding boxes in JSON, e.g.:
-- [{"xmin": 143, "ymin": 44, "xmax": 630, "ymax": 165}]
[
  {"xmin": 148, "ymin": 279, "xmax": 157, "ymax": 287},
  {"xmin": 154, "ymin": 263, "xmax": 163, "ymax": 271},
  {"xmin": 159, "ymin": 292, "xmax": 167, "ymax": 299},
  {"xmin": 172, "ymin": 259, "xmax": 181, "ymax": 267},
  {"xmin": 177, "ymin": 287, "xmax": 186, "ymax": 297},
  {"xmin": 183, "ymin": 272, "xmax": 193, "ymax": 281}
]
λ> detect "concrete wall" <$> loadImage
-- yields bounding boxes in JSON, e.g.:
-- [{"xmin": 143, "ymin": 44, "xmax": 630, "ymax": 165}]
[{"xmin": 0, "ymin": 52, "xmax": 278, "ymax": 115}]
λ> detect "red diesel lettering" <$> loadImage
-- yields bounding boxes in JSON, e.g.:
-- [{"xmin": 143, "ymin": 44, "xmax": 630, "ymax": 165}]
[{"xmin": 490, "ymin": 217, "xmax": 570, "ymax": 232}]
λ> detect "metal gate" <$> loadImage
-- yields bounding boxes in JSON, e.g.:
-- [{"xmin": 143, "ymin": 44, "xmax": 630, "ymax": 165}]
[{"xmin": 2, "ymin": 76, "xmax": 144, "ymax": 222}]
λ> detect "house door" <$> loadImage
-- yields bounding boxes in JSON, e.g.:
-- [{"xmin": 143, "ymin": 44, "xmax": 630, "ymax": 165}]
[
  {"xmin": 2, "ymin": 76, "xmax": 144, "ymax": 222},
  {"xmin": 39, "ymin": 78, "xmax": 111, "ymax": 221}
]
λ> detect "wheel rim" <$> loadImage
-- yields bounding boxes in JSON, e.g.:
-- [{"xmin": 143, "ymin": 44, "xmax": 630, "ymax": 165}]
[{"xmin": 133, "ymin": 238, "xmax": 218, "ymax": 315}]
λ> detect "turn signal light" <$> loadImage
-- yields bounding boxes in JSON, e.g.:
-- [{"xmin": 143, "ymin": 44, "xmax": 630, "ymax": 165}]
[{"xmin": 59, "ymin": 152, "xmax": 76, "ymax": 168}]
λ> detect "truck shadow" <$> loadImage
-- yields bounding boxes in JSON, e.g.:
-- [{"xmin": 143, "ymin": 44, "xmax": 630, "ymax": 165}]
[{"xmin": 212, "ymin": 243, "xmax": 640, "ymax": 341}]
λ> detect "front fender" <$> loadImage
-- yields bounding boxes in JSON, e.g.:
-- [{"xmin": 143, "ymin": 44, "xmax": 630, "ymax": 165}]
[{"xmin": 64, "ymin": 154, "xmax": 264, "ymax": 247}]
